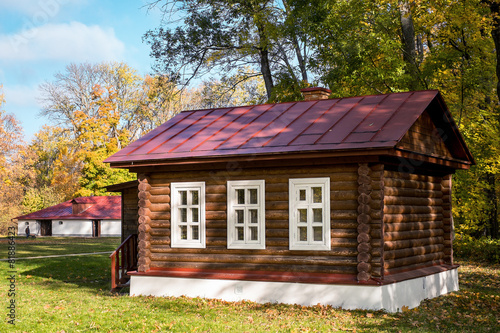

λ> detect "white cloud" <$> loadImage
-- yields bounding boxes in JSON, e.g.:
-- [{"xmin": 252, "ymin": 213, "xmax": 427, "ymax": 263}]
[
  {"xmin": 0, "ymin": 0, "xmax": 85, "ymax": 16},
  {"xmin": 0, "ymin": 21, "xmax": 125, "ymax": 63}
]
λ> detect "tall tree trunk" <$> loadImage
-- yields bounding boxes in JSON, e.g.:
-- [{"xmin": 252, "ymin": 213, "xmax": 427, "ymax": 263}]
[
  {"xmin": 283, "ymin": 0, "xmax": 307, "ymax": 82},
  {"xmin": 256, "ymin": 23, "xmax": 274, "ymax": 99},
  {"xmin": 484, "ymin": 1, "xmax": 500, "ymax": 238},
  {"xmin": 486, "ymin": 1, "xmax": 500, "ymax": 102},
  {"xmin": 398, "ymin": 0, "xmax": 419, "ymax": 91},
  {"xmin": 292, "ymin": 34, "xmax": 308, "ymax": 83},
  {"xmin": 486, "ymin": 173, "xmax": 499, "ymax": 238}
]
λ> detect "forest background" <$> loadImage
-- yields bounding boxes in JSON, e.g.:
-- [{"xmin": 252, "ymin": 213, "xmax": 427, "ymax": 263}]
[{"xmin": 0, "ymin": 0, "xmax": 499, "ymax": 240}]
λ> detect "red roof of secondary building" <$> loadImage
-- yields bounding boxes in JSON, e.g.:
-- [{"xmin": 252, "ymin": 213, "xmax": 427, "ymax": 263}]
[
  {"xmin": 15, "ymin": 196, "xmax": 121, "ymax": 221},
  {"xmin": 105, "ymin": 90, "xmax": 473, "ymax": 166}
]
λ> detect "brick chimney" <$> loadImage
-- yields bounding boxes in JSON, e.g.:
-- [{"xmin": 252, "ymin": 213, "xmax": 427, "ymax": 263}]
[
  {"xmin": 301, "ymin": 87, "xmax": 331, "ymax": 101},
  {"xmin": 71, "ymin": 198, "xmax": 92, "ymax": 215}
]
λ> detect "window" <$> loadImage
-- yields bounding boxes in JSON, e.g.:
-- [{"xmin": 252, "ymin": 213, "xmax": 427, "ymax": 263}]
[
  {"xmin": 171, "ymin": 182, "xmax": 206, "ymax": 248},
  {"xmin": 289, "ymin": 178, "xmax": 330, "ymax": 250},
  {"xmin": 227, "ymin": 180, "xmax": 265, "ymax": 249}
]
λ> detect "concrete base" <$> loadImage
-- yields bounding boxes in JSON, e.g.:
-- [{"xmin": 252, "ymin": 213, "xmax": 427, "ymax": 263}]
[{"xmin": 130, "ymin": 268, "xmax": 458, "ymax": 312}]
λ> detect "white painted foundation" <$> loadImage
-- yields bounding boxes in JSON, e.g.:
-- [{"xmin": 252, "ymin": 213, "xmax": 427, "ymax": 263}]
[{"xmin": 130, "ymin": 268, "xmax": 458, "ymax": 312}]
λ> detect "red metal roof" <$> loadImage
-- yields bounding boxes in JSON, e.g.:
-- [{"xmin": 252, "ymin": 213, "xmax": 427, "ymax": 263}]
[
  {"xmin": 15, "ymin": 196, "xmax": 121, "ymax": 221},
  {"xmin": 105, "ymin": 90, "xmax": 471, "ymax": 165}
]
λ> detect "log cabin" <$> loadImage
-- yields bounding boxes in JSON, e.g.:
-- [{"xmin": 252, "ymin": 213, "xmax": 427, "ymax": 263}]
[{"xmin": 105, "ymin": 88, "xmax": 474, "ymax": 312}]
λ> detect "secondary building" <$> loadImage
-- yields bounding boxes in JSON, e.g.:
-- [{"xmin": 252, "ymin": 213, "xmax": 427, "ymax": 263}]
[{"xmin": 16, "ymin": 196, "xmax": 121, "ymax": 237}]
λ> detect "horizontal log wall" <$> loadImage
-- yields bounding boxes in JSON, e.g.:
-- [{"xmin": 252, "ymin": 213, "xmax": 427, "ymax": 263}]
[
  {"xmin": 122, "ymin": 187, "xmax": 139, "ymax": 242},
  {"xmin": 383, "ymin": 170, "xmax": 445, "ymax": 274},
  {"xmin": 146, "ymin": 164, "xmax": 360, "ymax": 275}
]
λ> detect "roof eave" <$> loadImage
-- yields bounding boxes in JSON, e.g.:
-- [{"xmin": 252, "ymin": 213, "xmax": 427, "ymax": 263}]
[
  {"xmin": 107, "ymin": 147, "xmax": 394, "ymax": 169},
  {"xmin": 107, "ymin": 146, "xmax": 472, "ymax": 171}
]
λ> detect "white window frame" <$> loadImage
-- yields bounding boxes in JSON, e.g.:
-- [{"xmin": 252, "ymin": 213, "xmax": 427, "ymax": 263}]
[
  {"xmin": 171, "ymin": 182, "xmax": 206, "ymax": 248},
  {"xmin": 227, "ymin": 180, "xmax": 266, "ymax": 249},
  {"xmin": 289, "ymin": 177, "xmax": 331, "ymax": 251}
]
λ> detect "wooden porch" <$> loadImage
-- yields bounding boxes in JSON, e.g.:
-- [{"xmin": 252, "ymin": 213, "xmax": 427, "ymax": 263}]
[{"xmin": 110, "ymin": 234, "xmax": 138, "ymax": 292}]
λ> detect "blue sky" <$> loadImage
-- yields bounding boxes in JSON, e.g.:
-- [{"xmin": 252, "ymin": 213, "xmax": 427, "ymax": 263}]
[{"xmin": 0, "ymin": 0, "xmax": 164, "ymax": 140}]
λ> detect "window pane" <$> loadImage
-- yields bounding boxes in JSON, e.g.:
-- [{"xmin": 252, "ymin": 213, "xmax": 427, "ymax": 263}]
[
  {"xmin": 249, "ymin": 189, "xmax": 258, "ymax": 204},
  {"xmin": 313, "ymin": 208, "xmax": 322, "ymax": 222},
  {"xmin": 192, "ymin": 226, "xmax": 199, "ymax": 240},
  {"xmin": 249, "ymin": 209, "xmax": 258, "ymax": 224},
  {"xmin": 237, "ymin": 227, "xmax": 244, "ymax": 240},
  {"xmin": 191, "ymin": 208, "xmax": 199, "ymax": 222},
  {"xmin": 313, "ymin": 227, "xmax": 323, "ymax": 241},
  {"xmin": 298, "ymin": 209, "xmax": 307, "ymax": 223},
  {"xmin": 180, "ymin": 226, "xmax": 187, "ymax": 240},
  {"xmin": 299, "ymin": 189, "xmax": 306, "ymax": 201},
  {"xmin": 236, "ymin": 210, "xmax": 244, "ymax": 224},
  {"xmin": 312, "ymin": 187, "xmax": 322, "ymax": 203},
  {"xmin": 299, "ymin": 227, "xmax": 307, "ymax": 241},
  {"xmin": 191, "ymin": 190, "xmax": 199, "ymax": 205},
  {"xmin": 250, "ymin": 226, "xmax": 258, "ymax": 241},
  {"xmin": 236, "ymin": 189, "xmax": 245, "ymax": 204},
  {"xmin": 180, "ymin": 191, "xmax": 187, "ymax": 205},
  {"xmin": 180, "ymin": 208, "xmax": 187, "ymax": 222}
]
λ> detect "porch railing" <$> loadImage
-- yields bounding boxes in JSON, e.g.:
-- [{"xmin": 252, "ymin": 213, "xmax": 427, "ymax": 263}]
[{"xmin": 110, "ymin": 234, "xmax": 138, "ymax": 291}]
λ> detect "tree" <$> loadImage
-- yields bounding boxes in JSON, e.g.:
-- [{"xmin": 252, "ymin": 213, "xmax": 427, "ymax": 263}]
[
  {"xmin": 0, "ymin": 87, "xmax": 33, "ymax": 233},
  {"xmin": 73, "ymin": 84, "xmax": 134, "ymax": 196},
  {"xmin": 197, "ymin": 69, "xmax": 267, "ymax": 107},
  {"xmin": 289, "ymin": 0, "xmax": 499, "ymax": 237},
  {"xmin": 37, "ymin": 62, "xmax": 195, "ymax": 197},
  {"xmin": 38, "ymin": 63, "xmax": 146, "ymax": 195},
  {"xmin": 136, "ymin": 74, "xmax": 183, "ymax": 133},
  {"xmin": 21, "ymin": 186, "xmax": 62, "ymax": 215},
  {"xmin": 29, "ymin": 125, "xmax": 88, "ymax": 201},
  {"xmin": 144, "ymin": 0, "xmax": 310, "ymax": 100}
]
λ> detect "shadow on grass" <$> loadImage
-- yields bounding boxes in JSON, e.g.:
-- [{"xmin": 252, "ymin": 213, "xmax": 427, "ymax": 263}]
[
  {"xmin": 457, "ymin": 261, "xmax": 500, "ymax": 294},
  {"xmin": 20, "ymin": 255, "xmax": 113, "ymax": 294}
]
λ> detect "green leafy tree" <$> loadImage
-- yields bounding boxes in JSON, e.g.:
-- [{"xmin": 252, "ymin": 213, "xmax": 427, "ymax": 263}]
[
  {"xmin": 144, "ymin": 0, "xmax": 310, "ymax": 100},
  {"xmin": 289, "ymin": 0, "xmax": 500, "ymax": 237},
  {"xmin": 21, "ymin": 186, "xmax": 63, "ymax": 215}
]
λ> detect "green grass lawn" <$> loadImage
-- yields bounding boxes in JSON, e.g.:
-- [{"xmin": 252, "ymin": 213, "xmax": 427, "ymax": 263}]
[
  {"xmin": 0, "ymin": 238, "xmax": 498, "ymax": 332},
  {"xmin": 0, "ymin": 237, "xmax": 121, "ymax": 259}
]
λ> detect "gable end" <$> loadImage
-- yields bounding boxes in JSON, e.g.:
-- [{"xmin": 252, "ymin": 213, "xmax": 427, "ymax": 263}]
[{"xmin": 396, "ymin": 110, "xmax": 453, "ymax": 159}]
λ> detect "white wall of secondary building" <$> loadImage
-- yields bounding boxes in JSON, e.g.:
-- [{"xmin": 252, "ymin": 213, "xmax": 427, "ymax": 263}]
[
  {"xmin": 17, "ymin": 220, "xmax": 40, "ymax": 236},
  {"xmin": 52, "ymin": 220, "xmax": 93, "ymax": 237},
  {"xmin": 101, "ymin": 220, "xmax": 121, "ymax": 237},
  {"xmin": 130, "ymin": 268, "xmax": 459, "ymax": 313},
  {"xmin": 18, "ymin": 219, "xmax": 121, "ymax": 237}
]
